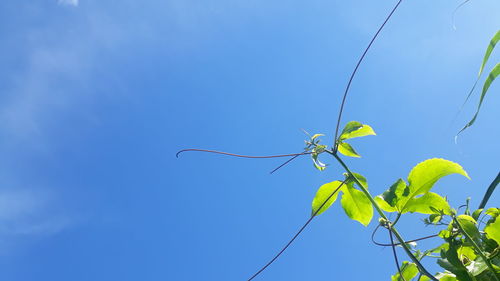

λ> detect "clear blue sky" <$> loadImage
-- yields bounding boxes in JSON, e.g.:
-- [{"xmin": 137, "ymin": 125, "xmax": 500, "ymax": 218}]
[{"xmin": 0, "ymin": 0, "xmax": 498, "ymax": 280}]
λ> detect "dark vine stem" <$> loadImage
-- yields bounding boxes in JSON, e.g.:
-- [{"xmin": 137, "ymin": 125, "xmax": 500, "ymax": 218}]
[
  {"xmin": 247, "ymin": 180, "xmax": 346, "ymax": 281},
  {"xmin": 176, "ymin": 148, "xmax": 311, "ymax": 159},
  {"xmin": 332, "ymin": 0, "xmax": 403, "ymax": 151},
  {"xmin": 371, "ymin": 224, "xmax": 439, "ymax": 247},
  {"xmin": 478, "ymin": 171, "xmax": 500, "ymax": 209},
  {"xmin": 453, "ymin": 217, "xmax": 500, "ymax": 281},
  {"xmin": 269, "ymin": 154, "xmax": 301, "ymax": 174},
  {"xmin": 389, "ymin": 226, "xmax": 407, "ymax": 281},
  {"xmin": 328, "ymin": 150, "xmax": 438, "ymax": 281}
]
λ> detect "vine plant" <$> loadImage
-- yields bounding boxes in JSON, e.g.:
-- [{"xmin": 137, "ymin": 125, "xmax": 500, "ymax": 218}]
[{"xmin": 177, "ymin": 2, "xmax": 500, "ymax": 280}]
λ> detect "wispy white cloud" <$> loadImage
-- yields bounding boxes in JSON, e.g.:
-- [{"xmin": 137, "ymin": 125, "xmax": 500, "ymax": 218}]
[
  {"xmin": 58, "ymin": 0, "xmax": 78, "ymax": 7},
  {"xmin": 0, "ymin": 188, "xmax": 71, "ymax": 237}
]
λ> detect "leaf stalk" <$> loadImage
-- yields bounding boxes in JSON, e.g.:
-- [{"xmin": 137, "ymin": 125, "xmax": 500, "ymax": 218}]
[
  {"xmin": 328, "ymin": 150, "xmax": 439, "ymax": 281},
  {"xmin": 452, "ymin": 216, "xmax": 500, "ymax": 281}
]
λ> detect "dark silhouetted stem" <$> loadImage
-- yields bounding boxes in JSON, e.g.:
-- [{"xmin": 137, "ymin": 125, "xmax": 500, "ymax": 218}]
[
  {"xmin": 176, "ymin": 148, "xmax": 311, "ymax": 159},
  {"xmin": 247, "ymin": 180, "xmax": 346, "ymax": 281},
  {"xmin": 333, "ymin": 0, "xmax": 403, "ymax": 150}
]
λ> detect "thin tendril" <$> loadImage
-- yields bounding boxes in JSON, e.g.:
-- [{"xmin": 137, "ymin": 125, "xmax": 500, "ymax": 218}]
[
  {"xmin": 176, "ymin": 148, "xmax": 311, "ymax": 159},
  {"xmin": 269, "ymin": 154, "xmax": 301, "ymax": 174},
  {"xmin": 452, "ymin": 0, "xmax": 470, "ymax": 30},
  {"xmin": 389, "ymin": 226, "xmax": 407, "ymax": 281},
  {"xmin": 333, "ymin": 0, "xmax": 403, "ymax": 151},
  {"xmin": 247, "ymin": 180, "xmax": 346, "ymax": 281},
  {"xmin": 372, "ymin": 225, "xmax": 438, "ymax": 247}
]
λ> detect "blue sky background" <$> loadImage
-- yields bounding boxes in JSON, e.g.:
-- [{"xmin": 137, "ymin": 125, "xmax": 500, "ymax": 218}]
[{"xmin": 0, "ymin": 0, "xmax": 498, "ymax": 280}]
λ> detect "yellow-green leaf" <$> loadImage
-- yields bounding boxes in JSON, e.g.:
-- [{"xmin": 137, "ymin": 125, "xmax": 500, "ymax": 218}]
[
  {"xmin": 311, "ymin": 181, "xmax": 343, "ymax": 216},
  {"xmin": 479, "ymin": 30, "xmax": 500, "ymax": 78},
  {"xmin": 378, "ymin": 178, "xmax": 407, "ymax": 212},
  {"xmin": 404, "ymin": 192, "xmax": 451, "ymax": 215},
  {"xmin": 484, "ymin": 218, "xmax": 500, "ymax": 245},
  {"xmin": 459, "ymin": 62, "xmax": 500, "ymax": 135},
  {"xmin": 339, "ymin": 121, "xmax": 376, "ymax": 141},
  {"xmin": 375, "ymin": 196, "xmax": 397, "ymax": 212},
  {"xmin": 340, "ymin": 183, "xmax": 373, "ymax": 226},
  {"xmin": 337, "ymin": 142, "xmax": 361, "ymax": 158},
  {"xmin": 457, "ymin": 215, "xmax": 482, "ymax": 245},
  {"xmin": 407, "ymin": 158, "xmax": 470, "ymax": 196},
  {"xmin": 391, "ymin": 262, "xmax": 419, "ymax": 281}
]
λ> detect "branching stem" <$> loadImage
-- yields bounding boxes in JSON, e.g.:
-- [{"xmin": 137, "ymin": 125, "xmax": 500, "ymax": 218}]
[
  {"xmin": 176, "ymin": 148, "xmax": 311, "ymax": 159},
  {"xmin": 453, "ymin": 217, "xmax": 500, "ymax": 281},
  {"xmin": 247, "ymin": 180, "xmax": 346, "ymax": 281},
  {"xmin": 328, "ymin": 150, "xmax": 438, "ymax": 281},
  {"xmin": 333, "ymin": 0, "xmax": 403, "ymax": 151}
]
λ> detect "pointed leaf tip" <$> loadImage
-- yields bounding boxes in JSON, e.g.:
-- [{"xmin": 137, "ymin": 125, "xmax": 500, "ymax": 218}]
[
  {"xmin": 311, "ymin": 181, "xmax": 343, "ymax": 216},
  {"xmin": 339, "ymin": 121, "xmax": 376, "ymax": 141}
]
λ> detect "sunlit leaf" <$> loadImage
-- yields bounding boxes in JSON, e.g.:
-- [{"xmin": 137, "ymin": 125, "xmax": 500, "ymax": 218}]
[
  {"xmin": 391, "ymin": 262, "xmax": 418, "ymax": 281},
  {"xmin": 457, "ymin": 215, "xmax": 482, "ymax": 245},
  {"xmin": 458, "ymin": 246, "xmax": 477, "ymax": 262},
  {"xmin": 408, "ymin": 158, "xmax": 470, "ymax": 196},
  {"xmin": 485, "ymin": 207, "xmax": 500, "ymax": 218},
  {"xmin": 339, "ymin": 121, "xmax": 376, "ymax": 141},
  {"xmin": 399, "ymin": 159, "xmax": 469, "ymax": 212},
  {"xmin": 375, "ymin": 196, "xmax": 397, "ymax": 212},
  {"xmin": 434, "ymin": 273, "xmax": 458, "ymax": 281},
  {"xmin": 340, "ymin": 183, "xmax": 373, "ymax": 226},
  {"xmin": 311, "ymin": 181, "xmax": 343, "ymax": 216},
  {"xmin": 479, "ymin": 30, "xmax": 500, "ymax": 75},
  {"xmin": 312, "ymin": 154, "xmax": 326, "ymax": 171},
  {"xmin": 458, "ymin": 62, "xmax": 500, "ymax": 135},
  {"xmin": 462, "ymin": 31, "xmax": 500, "ymax": 105},
  {"xmin": 311, "ymin": 134, "xmax": 324, "ymax": 141},
  {"xmin": 484, "ymin": 217, "xmax": 500, "ymax": 245},
  {"xmin": 438, "ymin": 243, "xmax": 474, "ymax": 281},
  {"xmin": 344, "ymin": 172, "xmax": 368, "ymax": 189},
  {"xmin": 337, "ymin": 142, "xmax": 361, "ymax": 158},
  {"xmin": 472, "ymin": 209, "xmax": 483, "ymax": 221},
  {"xmin": 377, "ymin": 179, "xmax": 407, "ymax": 212},
  {"xmin": 467, "ymin": 259, "xmax": 489, "ymax": 276},
  {"xmin": 404, "ymin": 192, "xmax": 451, "ymax": 215}
]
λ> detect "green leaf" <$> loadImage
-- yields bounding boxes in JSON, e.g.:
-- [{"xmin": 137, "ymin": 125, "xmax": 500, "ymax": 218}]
[
  {"xmin": 467, "ymin": 259, "xmax": 489, "ymax": 276},
  {"xmin": 458, "ymin": 245, "xmax": 477, "ymax": 262},
  {"xmin": 418, "ymin": 276, "xmax": 431, "ymax": 281},
  {"xmin": 478, "ymin": 30, "xmax": 500, "ymax": 79},
  {"xmin": 404, "ymin": 192, "xmax": 451, "ymax": 215},
  {"xmin": 407, "ymin": 158, "xmax": 470, "ymax": 196},
  {"xmin": 459, "ymin": 30, "xmax": 500, "ymax": 131},
  {"xmin": 311, "ymin": 133, "xmax": 324, "ymax": 141},
  {"xmin": 311, "ymin": 181, "xmax": 343, "ymax": 216},
  {"xmin": 438, "ymin": 243, "xmax": 474, "ymax": 281},
  {"xmin": 343, "ymin": 172, "xmax": 368, "ymax": 189},
  {"xmin": 375, "ymin": 196, "xmax": 397, "ymax": 212},
  {"xmin": 458, "ymin": 62, "xmax": 500, "ymax": 135},
  {"xmin": 484, "ymin": 217, "xmax": 500, "ymax": 245},
  {"xmin": 472, "ymin": 209, "xmax": 483, "ymax": 221},
  {"xmin": 399, "ymin": 158, "xmax": 469, "ymax": 212},
  {"xmin": 340, "ymin": 183, "xmax": 373, "ymax": 226},
  {"xmin": 339, "ymin": 121, "xmax": 376, "ymax": 141},
  {"xmin": 434, "ymin": 273, "xmax": 458, "ymax": 281},
  {"xmin": 377, "ymin": 179, "xmax": 408, "ymax": 212},
  {"xmin": 457, "ymin": 215, "xmax": 482, "ymax": 245},
  {"xmin": 311, "ymin": 153, "xmax": 326, "ymax": 171},
  {"xmin": 485, "ymin": 208, "xmax": 500, "ymax": 218},
  {"xmin": 337, "ymin": 142, "xmax": 361, "ymax": 158},
  {"xmin": 391, "ymin": 262, "xmax": 419, "ymax": 281}
]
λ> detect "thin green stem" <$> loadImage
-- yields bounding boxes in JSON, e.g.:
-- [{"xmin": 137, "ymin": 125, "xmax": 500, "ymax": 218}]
[
  {"xmin": 392, "ymin": 213, "xmax": 402, "ymax": 226},
  {"xmin": 327, "ymin": 150, "xmax": 438, "ymax": 281},
  {"xmin": 453, "ymin": 217, "xmax": 500, "ymax": 281}
]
